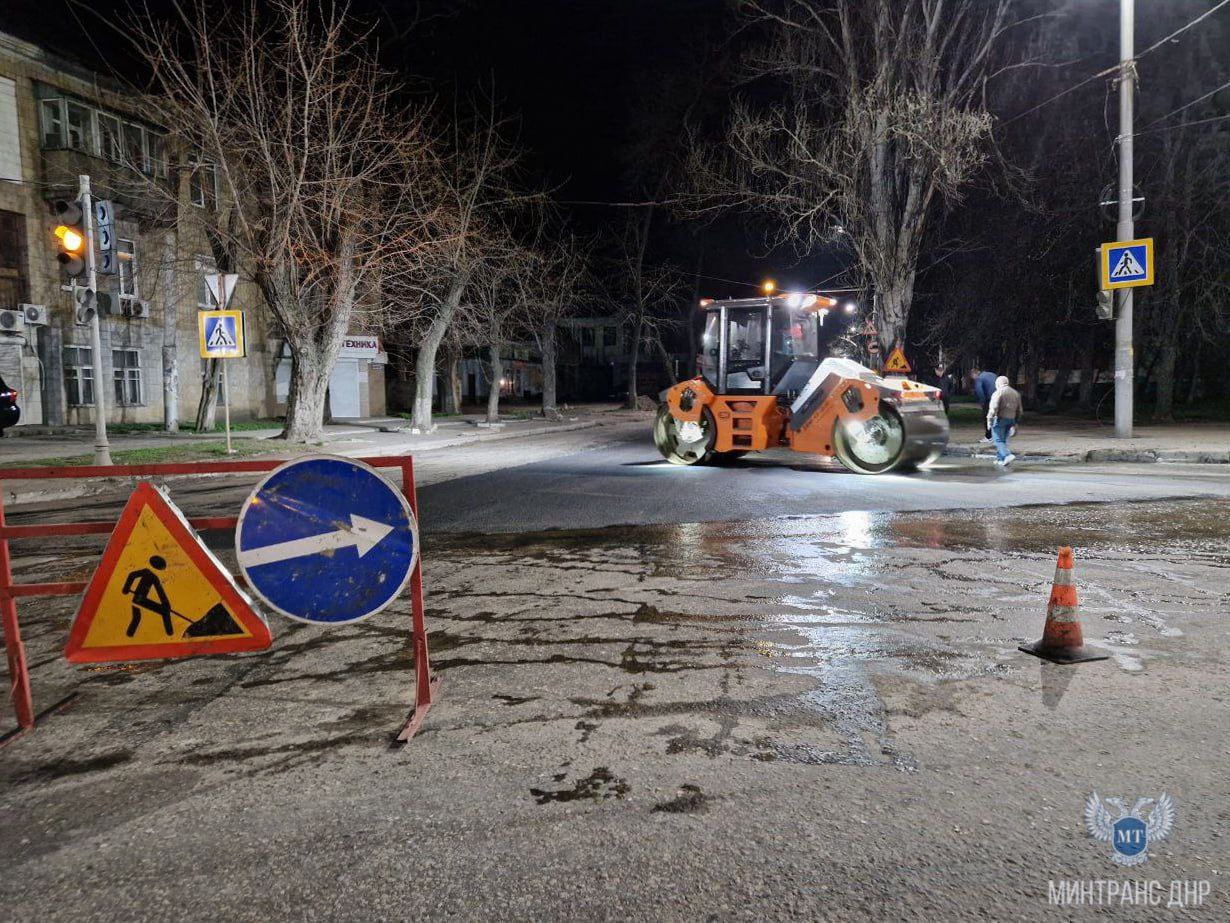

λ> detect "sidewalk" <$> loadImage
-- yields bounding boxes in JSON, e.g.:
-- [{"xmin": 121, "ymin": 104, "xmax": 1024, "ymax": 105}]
[
  {"xmin": 0, "ymin": 405, "xmax": 639, "ymax": 506},
  {"xmin": 946, "ymin": 417, "xmax": 1230, "ymax": 463}
]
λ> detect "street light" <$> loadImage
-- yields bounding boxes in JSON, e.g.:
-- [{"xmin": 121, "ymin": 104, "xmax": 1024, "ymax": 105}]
[
  {"xmin": 843, "ymin": 301, "xmax": 858, "ymax": 314},
  {"xmin": 761, "ymin": 279, "xmax": 776, "ymax": 295}
]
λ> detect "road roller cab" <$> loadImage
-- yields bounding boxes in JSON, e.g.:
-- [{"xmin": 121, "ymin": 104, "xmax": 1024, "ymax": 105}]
[{"xmin": 654, "ymin": 294, "xmax": 949, "ymax": 474}]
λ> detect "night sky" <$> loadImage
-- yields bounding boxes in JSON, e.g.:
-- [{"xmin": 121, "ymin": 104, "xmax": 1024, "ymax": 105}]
[{"xmin": 8, "ymin": 0, "xmax": 841, "ymax": 298}]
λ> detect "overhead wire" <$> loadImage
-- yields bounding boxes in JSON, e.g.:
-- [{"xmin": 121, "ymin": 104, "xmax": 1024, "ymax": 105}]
[
  {"xmin": 1138, "ymin": 78, "xmax": 1230, "ymax": 131},
  {"xmin": 1002, "ymin": 0, "xmax": 1230, "ymax": 127}
]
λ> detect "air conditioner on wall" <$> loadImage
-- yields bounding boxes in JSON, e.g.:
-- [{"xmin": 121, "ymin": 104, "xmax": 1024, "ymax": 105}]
[
  {"xmin": 129, "ymin": 301, "xmax": 151, "ymax": 319},
  {"xmin": 20, "ymin": 304, "xmax": 49, "ymax": 326},
  {"xmin": 0, "ymin": 309, "xmax": 21, "ymax": 333}
]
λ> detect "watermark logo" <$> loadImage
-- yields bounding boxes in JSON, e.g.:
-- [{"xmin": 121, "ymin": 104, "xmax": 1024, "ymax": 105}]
[{"xmin": 1084, "ymin": 792, "xmax": 1175, "ymax": 867}]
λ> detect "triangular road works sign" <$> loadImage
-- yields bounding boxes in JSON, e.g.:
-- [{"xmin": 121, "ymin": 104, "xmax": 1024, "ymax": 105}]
[
  {"xmin": 65, "ymin": 483, "xmax": 272, "ymax": 663},
  {"xmin": 884, "ymin": 346, "xmax": 912, "ymax": 374}
]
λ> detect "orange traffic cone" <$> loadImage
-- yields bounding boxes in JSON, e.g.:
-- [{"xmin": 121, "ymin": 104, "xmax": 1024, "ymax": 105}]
[{"xmin": 1019, "ymin": 547, "xmax": 1108, "ymax": 664}]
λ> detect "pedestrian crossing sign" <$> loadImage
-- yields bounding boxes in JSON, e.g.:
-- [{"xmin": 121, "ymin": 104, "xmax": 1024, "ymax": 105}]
[
  {"xmin": 65, "ymin": 482, "xmax": 272, "ymax": 663},
  {"xmin": 199, "ymin": 309, "xmax": 246, "ymax": 358},
  {"xmin": 1100, "ymin": 238, "xmax": 1154, "ymax": 290}
]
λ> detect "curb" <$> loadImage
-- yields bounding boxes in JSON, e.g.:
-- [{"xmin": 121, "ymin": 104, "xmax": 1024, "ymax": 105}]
[
  {"xmin": 945, "ymin": 445, "xmax": 1229, "ymax": 464},
  {"xmin": 2, "ymin": 420, "xmax": 602, "ymax": 509}
]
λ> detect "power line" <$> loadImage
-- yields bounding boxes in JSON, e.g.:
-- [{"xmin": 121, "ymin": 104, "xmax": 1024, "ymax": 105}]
[
  {"xmin": 1139, "ymin": 78, "xmax": 1230, "ymax": 131},
  {"xmin": 1002, "ymin": 0, "xmax": 1230, "ymax": 127},
  {"xmin": 1133, "ymin": 113, "xmax": 1230, "ymax": 137}
]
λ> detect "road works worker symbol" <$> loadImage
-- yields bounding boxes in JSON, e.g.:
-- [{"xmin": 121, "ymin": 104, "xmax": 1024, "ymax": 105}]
[
  {"xmin": 65, "ymin": 483, "xmax": 272, "ymax": 663},
  {"xmin": 235, "ymin": 456, "xmax": 419, "ymax": 625},
  {"xmin": 1100, "ymin": 238, "xmax": 1154, "ymax": 290},
  {"xmin": 198, "ymin": 309, "xmax": 246, "ymax": 358},
  {"xmin": 883, "ymin": 346, "xmax": 912, "ymax": 375}
]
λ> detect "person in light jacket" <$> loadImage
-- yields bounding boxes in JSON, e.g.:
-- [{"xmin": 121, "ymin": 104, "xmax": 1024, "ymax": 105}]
[{"xmin": 987, "ymin": 375, "xmax": 1022, "ymax": 466}]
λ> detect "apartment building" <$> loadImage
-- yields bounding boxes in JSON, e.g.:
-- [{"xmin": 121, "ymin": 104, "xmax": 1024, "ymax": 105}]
[{"xmin": 0, "ymin": 31, "xmax": 386, "ymax": 428}]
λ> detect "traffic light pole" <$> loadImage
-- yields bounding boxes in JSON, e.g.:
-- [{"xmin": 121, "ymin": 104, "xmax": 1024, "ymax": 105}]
[
  {"xmin": 79, "ymin": 174, "xmax": 112, "ymax": 465},
  {"xmin": 1113, "ymin": 0, "xmax": 1134, "ymax": 438}
]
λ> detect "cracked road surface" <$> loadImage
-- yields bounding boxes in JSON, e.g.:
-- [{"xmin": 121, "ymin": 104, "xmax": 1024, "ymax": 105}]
[{"xmin": 2, "ymin": 418, "xmax": 1229, "ymax": 920}]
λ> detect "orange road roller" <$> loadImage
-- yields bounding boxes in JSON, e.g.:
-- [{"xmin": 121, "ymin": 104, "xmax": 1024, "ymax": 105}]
[{"xmin": 654, "ymin": 294, "xmax": 949, "ymax": 474}]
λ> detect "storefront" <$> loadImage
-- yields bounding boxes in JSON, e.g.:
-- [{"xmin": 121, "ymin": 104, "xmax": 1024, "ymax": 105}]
[{"xmin": 274, "ymin": 334, "xmax": 388, "ymax": 419}]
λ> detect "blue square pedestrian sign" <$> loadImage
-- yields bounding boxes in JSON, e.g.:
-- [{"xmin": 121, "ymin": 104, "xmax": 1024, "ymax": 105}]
[
  {"xmin": 198, "ymin": 310, "xmax": 246, "ymax": 359},
  {"xmin": 1100, "ymin": 237, "xmax": 1154, "ymax": 290}
]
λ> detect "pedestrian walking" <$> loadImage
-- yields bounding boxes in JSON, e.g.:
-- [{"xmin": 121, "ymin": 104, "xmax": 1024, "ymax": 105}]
[
  {"xmin": 987, "ymin": 375, "xmax": 1022, "ymax": 467},
  {"xmin": 969, "ymin": 367, "xmax": 998, "ymax": 441},
  {"xmin": 920, "ymin": 363, "xmax": 952, "ymax": 412}
]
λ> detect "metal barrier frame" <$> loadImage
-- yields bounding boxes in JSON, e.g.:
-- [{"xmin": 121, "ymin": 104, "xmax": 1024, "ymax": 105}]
[{"xmin": 0, "ymin": 455, "xmax": 438, "ymax": 744}]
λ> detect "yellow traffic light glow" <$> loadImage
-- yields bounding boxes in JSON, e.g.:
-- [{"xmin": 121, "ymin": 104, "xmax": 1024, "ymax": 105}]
[{"xmin": 55, "ymin": 225, "xmax": 84, "ymax": 252}]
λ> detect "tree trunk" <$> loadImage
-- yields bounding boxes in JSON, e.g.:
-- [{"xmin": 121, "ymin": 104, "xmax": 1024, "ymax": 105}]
[
  {"xmin": 413, "ymin": 278, "xmax": 465, "ymax": 431},
  {"xmin": 1152, "ymin": 341, "xmax": 1177, "ymax": 422},
  {"xmin": 448, "ymin": 350, "xmax": 463, "ymax": 414},
  {"xmin": 874, "ymin": 275, "xmax": 915, "ymax": 360},
  {"xmin": 1022, "ymin": 351, "xmax": 1040, "ymax": 404},
  {"xmin": 1046, "ymin": 348, "xmax": 1073, "ymax": 410},
  {"xmin": 1077, "ymin": 331, "xmax": 1096, "ymax": 408},
  {"xmin": 439, "ymin": 346, "xmax": 461, "ymax": 414},
  {"xmin": 540, "ymin": 322, "xmax": 559, "ymax": 418},
  {"xmin": 626, "ymin": 314, "xmax": 643, "ymax": 407},
  {"xmin": 161, "ymin": 233, "xmax": 178, "ymax": 433},
  {"xmin": 282, "ymin": 346, "xmax": 331, "ymax": 442},
  {"xmin": 195, "ymin": 360, "xmax": 220, "ymax": 432},
  {"xmin": 487, "ymin": 337, "xmax": 503, "ymax": 424}
]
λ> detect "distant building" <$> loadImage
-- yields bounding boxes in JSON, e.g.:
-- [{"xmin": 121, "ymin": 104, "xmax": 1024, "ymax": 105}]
[{"xmin": 0, "ymin": 31, "xmax": 386, "ymax": 427}]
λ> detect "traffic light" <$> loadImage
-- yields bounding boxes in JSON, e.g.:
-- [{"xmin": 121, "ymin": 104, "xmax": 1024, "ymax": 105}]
[
  {"xmin": 52, "ymin": 199, "xmax": 87, "ymax": 278},
  {"xmin": 1095, "ymin": 290, "xmax": 1114, "ymax": 320}
]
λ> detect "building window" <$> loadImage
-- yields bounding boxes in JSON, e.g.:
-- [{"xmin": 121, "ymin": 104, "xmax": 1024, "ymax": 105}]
[
  {"xmin": 581, "ymin": 327, "xmax": 595, "ymax": 346},
  {"xmin": 66, "ymin": 101, "xmax": 96, "ymax": 154},
  {"xmin": 118, "ymin": 238, "xmax": 138, "ymax": 299},
  {"xmin": 38, "ymin": 97, "xmax": 165, "ymax": 177},
  {"xmin": 195, "ymin": 255, "xmax": 218, "ymax": 310},
  {"xmin": 40, "ymin": 99, "xmax": 64, "ymax": 148},
  {"xmin": 122, "ymin": 122, "xmax": 145, "ymax": 173},
  {"xmin": 189, "ymin": 162, "xmax": 217, "ymax": 209},
  {"xmin": 113, "ymin": 348, "xmax": 143, "ymax": 406},
  {"xmin": 63, "ymin": 346, "xmax": 94, "ymax": 406},
  {"xmin": 147, "ymin": 133, "xmax": 166, "ymax": 177},
  {"xmin": 603, "ymin": 326, "xmax": 617, "ymax": 347},
  {"xmin": 98, "ymin": 113, "xmax": 121, "ymax": 161}
]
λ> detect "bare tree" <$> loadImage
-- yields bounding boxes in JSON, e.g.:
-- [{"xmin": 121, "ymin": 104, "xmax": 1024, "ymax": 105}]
[
  {"xmin": 605, "ymin": 210, "xmax": 688, "ymax": 406},
  {"xmin": 131, "ymin": 0, "xmax": 440, "ymax": 442},
  {"xmin": 455, "ymin": 243, "xmax": 538, "ymax": 423},
  {"xmin": 407, "ymin": 101, "xmax": 533, "ymax": 432},
  {"xmin": 530, "ymin": 232, "xmax": 590, "ymax": 418},
  {"xmin": 688, "ymin": 0, "xmax": 1014, "ymax": 356}
]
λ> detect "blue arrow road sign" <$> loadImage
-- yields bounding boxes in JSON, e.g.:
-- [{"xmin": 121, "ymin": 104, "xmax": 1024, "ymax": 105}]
[{"xmin": 235, "ymin": 456, "xmax": 419, "ymax": 624}]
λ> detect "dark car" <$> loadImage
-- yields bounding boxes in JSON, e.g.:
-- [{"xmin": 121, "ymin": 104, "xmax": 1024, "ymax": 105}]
[{"xmin": 0, "ymin": 374, "xmax": 19, "ymax": 434}]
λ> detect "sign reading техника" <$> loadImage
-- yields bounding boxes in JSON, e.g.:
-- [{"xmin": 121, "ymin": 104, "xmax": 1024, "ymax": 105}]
[{"xmin": 235, "ymin": 456, "xmax": 419, "ymax": 625}]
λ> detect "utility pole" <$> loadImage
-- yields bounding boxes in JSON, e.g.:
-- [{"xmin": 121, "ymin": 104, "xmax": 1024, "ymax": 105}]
[
  {"xmin": 1114, "ymin": 0, "xmax": 1135, "ymax": 438},
  {"xmin": 80, "ymin": 174, "xmax": 113, "ymax": 465}
]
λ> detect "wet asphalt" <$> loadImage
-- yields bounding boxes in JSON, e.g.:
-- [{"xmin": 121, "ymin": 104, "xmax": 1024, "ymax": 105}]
[
  {"xmin": 2, "ymin": 419, "xmax": 1229, "ymax": 920},
  {"xmin": 417, "ymin": 423, "xmax": 1230, "ymax": 533}
]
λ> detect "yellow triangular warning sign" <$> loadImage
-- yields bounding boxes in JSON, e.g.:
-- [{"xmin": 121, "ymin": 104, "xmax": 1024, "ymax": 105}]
[
  {"xmin": 65, "ymin": 483, "xmax": 272, "ymax": 663},
  {"xmin": 884, "ymin": 346, "xmax": 912, "ymax": 374}
]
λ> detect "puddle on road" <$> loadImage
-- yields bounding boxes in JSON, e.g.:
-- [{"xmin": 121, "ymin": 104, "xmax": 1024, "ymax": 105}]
[
  {"xmin": 5, "ymin": 498, "xmax": 1225, "ymax": 784},
  {"xmin": 426, "ymin": 498, "xmax": 1229, "ymax": 770}
]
